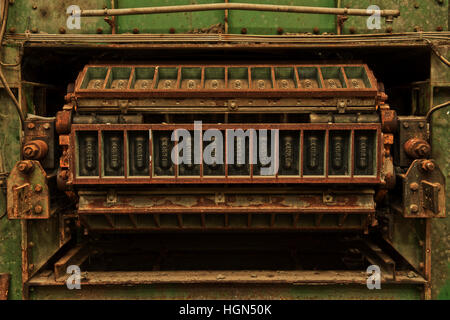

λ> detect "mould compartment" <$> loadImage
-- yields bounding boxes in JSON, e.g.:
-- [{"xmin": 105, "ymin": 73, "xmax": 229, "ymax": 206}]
[
  {"xmin": 297, "ymin": 67, "xmax": 321, "ymax": 89},
  {"xmin": 156, "ymin": 67, "xmax": 179, "ymax": 90},
  {"xmin": 303, "ymin": 131, "xmax": 325, "ymax": 176},
  {"xmin": 128, "ymin": 131, "xmax": 150, "ymax": 176},
  {"xmin": 344, "ymin": 66, "xmax": 372, "ymax": 89},
  {"xmin": 153, "ymin": 131, "xmax": 175, "ymax": 176},
  {"xmin": 180, "ymin": 67, "xmax": 202, "ymax": 90},
  {"xmin": 227, "ymin": 67, "xmax": 249, "ymax": 90},
  {"xmin": 76, "ymin": 131, "xmax": 99, "ymax": 176},
  {"xmin": 204, "ymin": 67, "xmax": 225, "ymax": 89},
  {"xmin": 251, "ymin": 67, "xmax": 273, "ymax": 90},
  {"xmin": 354, "ymin": 130, "xmax": 377, "ymax": 176},
  {"xmin": 328, "ymin": 131, "xmax": 351, "ymax": 176},
  {"xmin": 274, "ymin": 67, "xmax": 297, "ymax": 89},
  {"xmin": 203, "ymin": 130, "xmax": 225, "ymax": 176},
  {"xmin": 177, "ymin": 130, "xmax": 201, "ymax": 176},
  {"xmin": 103, "ymin": 131, "xmax": 124, "ymax": 176},
  {"xmin": 105, "ymin": 67, "xmax": 132, "ymax": 90},
  {"xmin": 132, "ymin": 67, "xmax": 156, "ymax": 90},
  {"xmin": 321, "ymin": 67, "xmax": 346, "ymax": 89},
  {"xmin": 80, "ymin": 66, "xmax": 108, "ymax": 89}
]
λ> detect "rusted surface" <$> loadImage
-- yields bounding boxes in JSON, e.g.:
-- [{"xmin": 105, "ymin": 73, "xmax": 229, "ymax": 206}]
[
  {"xmin": 55, "ymin": 109, "xmax": 72, "ymax": 134},
  {"xmin": 73, "ymin": 64, "xmax": 379, "ymax": 100},
  {"xmin": 0, "ymin": 273, "xmax": 10, "ymax": 300},
  {"xmin": 380, "ymin": 108, "xmax": 398, "ymax": 133},
  {"xmin": 404, "ymin": 138, "xmax": 431, "ymax": 159},
  {"xmin": 397, "ymin": 159, "xmax": 446, "ymax": 218},
  {"xmin": 6, "ymin": 160, "xmax": 50, "ymax": 219},
  {"xmin": 22, "ymin": 140, "xmax": 48, "ymax": 160}
]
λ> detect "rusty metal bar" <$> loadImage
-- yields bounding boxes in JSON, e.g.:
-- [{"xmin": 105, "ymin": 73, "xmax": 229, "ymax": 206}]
[
  {"xmin": 76, "ymin": 3, "xmax": 400, "ymax": 18},
  {"xmin": 54, "ymin": 244, "xmax": 90, "ymax": 281},
  {"xmin": 0, "ymin": 273, "xmax": 10, "ymax": 300}
]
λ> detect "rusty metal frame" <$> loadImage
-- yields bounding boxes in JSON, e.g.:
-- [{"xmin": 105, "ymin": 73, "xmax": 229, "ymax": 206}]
[
  {"xmin": 68, "ymin": 123, "xmax": 381, "ymax": 185},
  {"xmin": 73, "ymin": 64, "xmax": 379, "ymax": 99}
]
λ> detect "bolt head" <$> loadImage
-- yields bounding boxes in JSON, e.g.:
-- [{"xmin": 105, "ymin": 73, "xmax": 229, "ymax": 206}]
[
  {"xmin": 34, "ymin": 184, "xmax": 43, "ymax": 193},
  {"xmin": 410, "ymin": 204, "xmax": 419, "ymax": 213},
  {"xmin": 402, "ymin": 122, "xmax": 409, "ymax": 128},
  {"xmin": 34, "ymin": 205, "xmax": 43, "ymax": 214},
  {"xmin": 422, "ymin": 161, "xmax": 435, "ymax": 172},
  {"xmin": 59, "ymin": 27, "xmax": 66, "ymax": 34},
  {"xmin": 27, "ymin": 122, "xmax": 35, "ymax": 130},
  {"xmin": 43, "ymin": 123, "xmax": 50, "ymax": 130}
]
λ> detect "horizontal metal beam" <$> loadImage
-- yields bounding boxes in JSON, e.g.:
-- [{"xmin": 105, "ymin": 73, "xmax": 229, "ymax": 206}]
[{"xmin": 76, "ymin": 3, "xmax": 400, "ymax": 18}]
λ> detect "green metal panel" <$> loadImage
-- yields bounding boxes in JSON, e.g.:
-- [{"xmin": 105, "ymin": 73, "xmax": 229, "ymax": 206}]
[
  {"xmin": 343, "ymin": 0, "xmax": 449, "ymax": 34},
  {"xmin": 117, "ymin": 0, "xmax": 224, "ymax": 34},
  {"xmin": 29, "ymin": 283, "xmax": 422, "ymax": 300},
  {"xmin": 6, "ymin": 0, "xmax": 111, "ymax": 34},
  {"xmin": 227, "ymin": 0, "xmax": 336, "ymax": 34},
  {"xmin": 430, "ymin": 47, "xmax": 450, "ymax": 300}
]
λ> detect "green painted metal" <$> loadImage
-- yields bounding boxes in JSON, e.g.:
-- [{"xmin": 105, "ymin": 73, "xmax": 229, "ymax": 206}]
[
  {"xmin": 117, "ymin": 0, "xmax": 224, "ymax": 34},
  {"xmin": 343, "ymin": 0, "xmax": 449, "ymax": 33},
  {"xmin": 6, "ymin": 0, "xmax": 111, "ymax": 34},
  {"xmin": 0, "ymin": 42, "xmax": 23, "ymax": 300},
  {"xmin": 227, "ymin": 0, "xmax": 336, "ymax": 35},
  {"xmin": 429, "ymin": 47, "xmax": 450, "ymax": 300},
  {"xmin": 4, "ymin": 0, "xmax": 448, "ymax": 35},
  {"xmin": 28, "ymin": 283, "xmax": 422, "ymax": 300}
]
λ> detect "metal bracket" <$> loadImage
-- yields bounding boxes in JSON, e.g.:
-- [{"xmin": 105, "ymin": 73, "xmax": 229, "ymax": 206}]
[
  {"xmin": 399, "ymin": 159, "xmax": 446, "ymax": 218},
  {"xmin": 7, "ymin": 160, "xmax": 50, "ymax": 219}
]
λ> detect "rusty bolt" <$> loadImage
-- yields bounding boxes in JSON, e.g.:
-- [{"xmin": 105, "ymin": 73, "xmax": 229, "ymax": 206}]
[
  {"xmin": 409, "ymin": 182, "xmax": 419, "ymax": 191},
  {"xmin": 410, "ymin": 204, "xmax": 419, "ymax": 213},
  {"xmin": 17, "ymin": 161, "xmax": 33, "ymax": 173},
  {"xmin": 96, "ymin": 27, "xmax": 103, "ymax": 34},
  {"xmin": 313, "ymin": 27, "xmax": 320, "ymax": 34},
  {"xmin": 9, "ymin": 27, "xmax": 16, "ymax": 33},
  {"xmin": 34, "ymin": 205, "xmax": 43, "ymax": 214},
  {"xmin": 402, "ymin": 122, "xmax": 409, "ymax": 128},
  {"xmin": 436, "ymin": 26, "xmax": 443, "ymax": 32},
  {"xmin": 413, "ymin": 26, "xmax": 420, "ymax": 32},
  {"xmin": 27, "ymin": 122, "xmax": 35, "ymax": 130},
  {"xmin": 169, "ymin": 27, "xmax": 176, "ymax": 34},
  {"xmin": 277, "ymin": 27, "xmax": 284, "ymax": 35},
  {"xmin": 419, "ymin": 262, "xmax": 424, "ymax": 269},
  {"xmin": 386, "ymin": 26, "xmax": 393, "ymax": 33},
  {"xmin": 133, "ymin": 28, "xmax": 139, "ymax": 34},
  {"xmin": 404, "ymin": 138, "xmax": 431, "ymax": 159},
  {"xmin": 23, "ymin": 140, "xmax": 48, "ymax": 160},
  {"xmin": 349, "ymin": 27, "xmax": 356, "ymax": 34},
  {"xmin": 422, "ymin": 160, "xmax": 435, "ymax": 172},
  {"xmin": 34, "ymin": 184, "xmax": 43, "ymax": 193},
  {"xmin": 241, "ymin": 28, "xmax": 247, "ymax": 34},
  {"xmin": 59, "ymin": 27, "xmax": 66, "ymax": 34},
  {"xmin": 419, "ymin": 122, "xmax": 425, "ymax": 128},
  {"xmin": 43, "ymin": 123, "xmax": 50, "ymax": 130}
]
